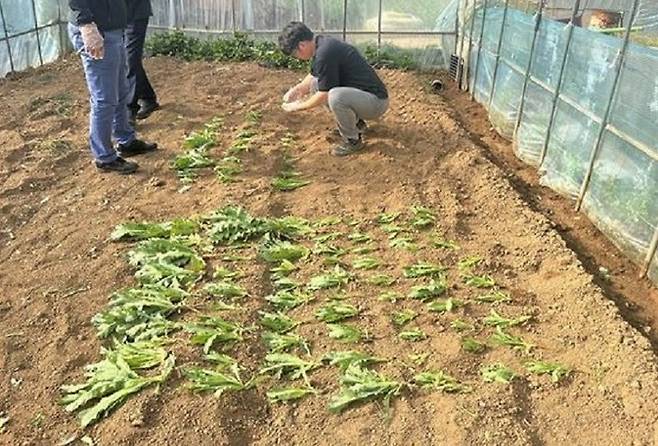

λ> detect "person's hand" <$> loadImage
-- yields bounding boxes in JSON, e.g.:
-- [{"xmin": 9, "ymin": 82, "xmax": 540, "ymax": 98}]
[
  {"xmin": 80, "ymin": 23, "xmax": 104, "ymax": 59},
  {"xmin": 282, "ymin": 101, "xmax": 304, "ymax": 113},
  {"xmin": 283, "ymin": 86, "xmax": 302, "ymax": 103}
]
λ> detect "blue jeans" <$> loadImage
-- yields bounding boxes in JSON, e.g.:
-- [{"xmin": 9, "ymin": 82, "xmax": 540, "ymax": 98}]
[{"xmin": 69, "ymin": 24, "xmax": 136, "ymax": 163}]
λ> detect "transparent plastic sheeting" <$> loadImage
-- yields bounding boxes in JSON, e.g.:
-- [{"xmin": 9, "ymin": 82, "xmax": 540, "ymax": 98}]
[
  {"xmin": 468, "ymin": 3, "xmax": 658, "ymax": 285},
  {"xmin": 149, "ymin": 0, "xmax": 456, "ymax": 69},
  {"xmin": 0, "ymin": 0, "xmax": 69, "ymax": 77}
]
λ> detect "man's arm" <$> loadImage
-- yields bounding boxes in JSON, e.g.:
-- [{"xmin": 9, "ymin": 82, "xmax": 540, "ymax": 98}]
[
  {"xmin": 69, "ymin": 0, "xmax": 95, "ymax": 26},
  {"xmin": 282, "ymin": 90, "xmax": 328, "ymax": 112}
]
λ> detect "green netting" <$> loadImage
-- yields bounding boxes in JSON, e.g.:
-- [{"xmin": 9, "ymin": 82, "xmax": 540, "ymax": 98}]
[{"xmin": 467, "ymin": 1, "xmax": 658, "ymax": 284}]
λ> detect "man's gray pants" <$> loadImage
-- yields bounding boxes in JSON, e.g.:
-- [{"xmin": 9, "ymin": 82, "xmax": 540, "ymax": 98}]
[{"xmin": 311, "ymin": 77, "xmax": 389, "ymax": 141}]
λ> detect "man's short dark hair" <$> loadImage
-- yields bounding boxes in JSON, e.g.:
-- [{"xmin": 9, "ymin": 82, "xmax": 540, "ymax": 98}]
[{"xmin": 279, "ymin": 22, "xmax": 314, "ymax": 56}]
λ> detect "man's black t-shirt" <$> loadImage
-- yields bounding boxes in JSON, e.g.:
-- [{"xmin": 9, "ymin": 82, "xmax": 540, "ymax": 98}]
[{"xmin": 311, "ymin": 36, "xmax": 388, "ymax": 100}]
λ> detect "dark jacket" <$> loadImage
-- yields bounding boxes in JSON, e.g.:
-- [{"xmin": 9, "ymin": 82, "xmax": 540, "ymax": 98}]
[
  {"xmin": 68, "ymin": 0, "xmax": 128, "ymax": 31},
  {"xmin": 126, "ymin": 0, "xmax": 153, "ymax": 22}
]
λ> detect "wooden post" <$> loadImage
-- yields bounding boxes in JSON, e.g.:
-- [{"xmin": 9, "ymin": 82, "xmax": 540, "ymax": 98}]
[{"xmin": 470, "ymin": 0, "xmax": 489, "ymax": 101}]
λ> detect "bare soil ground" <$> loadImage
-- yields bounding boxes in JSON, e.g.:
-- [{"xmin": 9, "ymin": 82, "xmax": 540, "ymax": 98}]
[{"xmin": 0, "ymin": 56, "xmax": 657, "ymax": 446}]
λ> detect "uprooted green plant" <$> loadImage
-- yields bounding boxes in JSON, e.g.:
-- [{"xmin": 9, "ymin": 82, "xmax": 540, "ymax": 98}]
[
  {"xmin": 60, "ymin": 350, "xmax": 174, "ymax": 428},
  {"xmin": 328, "ymin": 364, "xmax": 402, "ymax": 413}
]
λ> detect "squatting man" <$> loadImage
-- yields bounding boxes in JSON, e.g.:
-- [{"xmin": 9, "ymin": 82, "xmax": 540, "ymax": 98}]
[{"xmin": 278, "ymin": 22, "xmax": 390, "ymax": 156}]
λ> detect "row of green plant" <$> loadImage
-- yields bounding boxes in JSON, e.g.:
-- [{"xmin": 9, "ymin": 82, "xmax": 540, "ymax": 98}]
[
  {"xmin": 272, "ymin": 133, "xmax": 311, "ymax": 192},
  {"xmin": 61, "ymin": 205, "xmax": 571, "ymax": 427},
  {"xmin": 146, "ymin": 31, "xmax": 417, "ymax": 71},
  {"xmin": 172, "ymin": 111, "xmax": 262, "ymax": 185}
]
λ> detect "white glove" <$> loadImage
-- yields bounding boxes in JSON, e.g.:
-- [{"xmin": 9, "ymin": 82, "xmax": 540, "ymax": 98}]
[
  {"xmin": 80, "ymin": 23, "xmax": 104, "ymax": 60},
  {"xmin": 283, "ymin": 86, "xmax": 303, "ymax": 103},
  {"xmin": 282, "ymin": 101, "xmax": 304, "ymax": 113}
]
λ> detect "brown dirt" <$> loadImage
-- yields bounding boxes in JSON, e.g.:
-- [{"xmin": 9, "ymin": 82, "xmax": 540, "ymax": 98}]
[{"xmin": 0, "ymin": 56, "xmax": 657, "ymax": 446}]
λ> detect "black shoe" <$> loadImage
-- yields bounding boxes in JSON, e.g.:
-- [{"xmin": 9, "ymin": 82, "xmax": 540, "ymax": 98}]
[
  {"xmin": 117, "ymin": 139, "xmax": 158, "ymax": 157},
  {"xmin": 136, "ymin": 100, "xmax": 160, "ymax": 120},
  {"xmin": 332, "ymin": 137, "xmax": 365, "ymax": 157},
  {"xmin": 128, "ymin": 109, "xmax": 137, "ymax": 127},
  {"xmin": 95, "ymin": 157, "xmax": 138, "ymax": 174},
  {"xmin": 331, "ymin": 119, "xmax": 368, "ymax": 138}
]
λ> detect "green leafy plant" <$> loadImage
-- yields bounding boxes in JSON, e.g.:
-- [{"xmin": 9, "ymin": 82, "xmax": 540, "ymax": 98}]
[
  {"xmin": 316, "ymin": 301, "xmax": 359, "ymax": 323},
  {"xmin": 352, "ymin": 256, "xmax": 382, "ymax": 270},
  {"xmin": 431, "ymin": 236, "xmax": 460, "ymax": 250},
  {"xmin": 205, "ymin": 206, "xmax": 266, "ymax": 245},
  {"xmin": 328, "ymin": 364, "xmax": 402, "ymax": 413},
  {"xmin": 213, "ymin": 266, "xmax": 240, "ymax": 280},
  {"xmin": 227, "ymin": 129, "xmax": 257, "ymax": 155},
  {"xmin": 265, "ymin": 290, "xmax": 313, "ymax": 311},
  {"xmin": 110, "ymin": 218, "xmax": 199, "ymax": 241},
  {"xmin": 314, "ymin": 231, "xmax": 343, "ymax": 243},
  {"xmin": 368, "ymin": 274, "xmax": 396, "ymax": 286},
  {"xmin": 92, "ymin": 285, "xmax": 186, "ymax": 341},
  {"xmin": 264, "ymin": 216, "xmax": 314, "ymax": 239},
  {"xmin": 351, "ymin": 245, "xmax": 377, "ymax": 255},
  {"xmin": 215, "ymin": 156, "xmax": 242, "ymax": 183},
  {"xmin": 183, "ymin": 365, "xmax": 250, "ymax": 396},
  {"xmin": 475, "ymin": 290, "xmax": 512, "ymax": 304},
  {"xmin": 262, "ymin": 331, "xmax": 310, "ymax": 354},
  {"xmin": 462, "ymin": 337, "xmax": 486, "ymax": 353},
  {"xmin": 450, "ymin": 319, "xmax": 472, "ymax": 332},
  {"xmin": 272, "ymin": 170, "xmax": 311, "ymax": 192},
  {"xmin": 458, "ymin": 256, "xmax": 483, "ymax": 271},
  {"xmin": 272, "ymin": 276, "xmax": 299, "ymax": 291},
  {"xmin": 525, "ymin": 361, "xmax": 571, "ymax": 383},
  {"xmin": 391, "ymin": 309, "xmax": 417, "ymax": 327},
  {"xmin": 389, "ymin": 236, "xmax": 418, "ymax": 251},
  {"xmin": 463, "ymin": 274, "xmax": 496, "ymax": 288},
  {"xmin": 109, "ymin": 340, "xmax": 168, "ymax": 370},
  {"xmin": 399, "ymin": 328, "xmax": 426, "ymax": 341},
  {"xmin": 490, "ymin": 327, "xmax": 534, "ymax": 353},
  {"xmin": 259, "ymin": 353, "xmax": 319, "ymax": 387},
  {"xmin": 414, "ymin": 370, "xmax": 470, "ymax": 393},
  {"xmin": 403, "ymin": 262, "xmax": 446, "ymax": 279},
  {"xmin": 327, "ymin": 323, "xmax": 362, "ymax": 343},
  {"xmin": 127, "ymin": 239, "xmax": 206, "ymax": 288},
  {"xmin": 407, "ymin": 353, "xmax": 429, "ymax": 366},
  {"xmin": 314, "ymin": 217, "xmax": 341, "ymax": 228},
  {"xmin": 377, "ymin": 212, "xmax": 400, "ymax": 224},
  {"xmin": 348, "ymin": 232, "xmax": 372, "ymax": 244},
  {"xmin": 427, "ymin": 298, "xmax": 465, "ymax": 314},
  {"xmin": 60, "ymin": 351, "xmax": 174, "ymax": 428},
  {"xmin": 378, "ymin": 291, "xmax": 404, "ymax": 303},
  {"xmin": 204, "ymin": 281, "xmax": 248, "ymax": 300},
  {"xmin": 380, "ymin": 223, "xmax": 408, "ymax": 239},
  {"xmin": 481, "ymin": 363, "xmax": 517, "ymax": 384},
  {"xmin": 483, "ymin": 309, "xmax": 532, "ymax": 328},
  {"xmin": 307, "ymin": 266, "xmax": 351, "ymax": 291},
  {"xmin": 259, "ymin": 311, "xmax": 300, "ymax": 334},
  {"xmin": 260, "ymin": 240, "xmax": 310, "ymax": 263},
  {"xmin": 408, "ymin": 279, "xmax": 447, "ymax": 302},
  {"xmin": 410, "ymin": 206, "xmax": 435, "ymax": 229},
  {"xmin": 323, "ymin": 351, "xmax": 386, "ymax": 372},
  {"xmin": 270, "ymin": 260, "xmax": 297, "ymax": 278},
  {"xmin": 185, "ymin": 317, "xmax": 245, "ymax": 353},
  {"xmin": 267, "ymin": 387, "xmax": 316, "ymax": 403}
]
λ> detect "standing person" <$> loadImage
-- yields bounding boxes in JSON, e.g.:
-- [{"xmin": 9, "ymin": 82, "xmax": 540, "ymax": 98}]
[
  {"xmin": 69, "ymin": 0, "xmax": 158, "ymax": 174},
  {"xmin": 126, "ymin": 0, "xmax": 159, "ymax": 124},
  {"xmin": 278, "ymin": 22, "xmax": 389, "ymax": 157}
]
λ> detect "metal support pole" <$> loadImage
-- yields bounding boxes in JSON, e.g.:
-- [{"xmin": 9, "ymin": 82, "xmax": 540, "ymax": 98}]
[
  {"xmin": 342, "ymin": 0, "xmax": 348, "ymax": 41},
  {"xmin": 300, "ymin": 0, "xmax": 305, "ymax": 22},
  {"xmin": 487, "ymin": 0, "xmax": 510, "ymax": 108},
  {"xmin": 537, "ymin": 0, "xmax": 581, "ymax": 166},
  {"xmin": 454, "ymin": 0, "xmax": 461, "ymax": 55},
  {"xmin": 456, "ymin": 0, "xmax": 470, "ymax": 86},
  {"xmin": 470, "ymin": 0, "xmax": 489, "ymax": 101},
  {"xmin": 464, "ymin": 0, "xmax": 479, "ymax": 90},
  {"xmin": 575, "ymin": 0, "xmax": 640, "ymax": 211},
  {"xmin": 231, "ymin": 0, "xmax": 237, "ymax": 33},
  {"xmin": 0, "ymin": 1, "xmax": 14, "ymax": 74},
  {"xmin": 513, "ymin": 1, "xmax": 545, "ymax": 139},
  {"xmin": 642, "ymin": 227, "xmax": 658, "ymax": 279},
  {"xmin": 29, "ymin": 0, "xmax": 44, "ymax": 66},
  {"xmin": 377, "ymin": 0, "xmax": 383, "ymax": 52}
]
